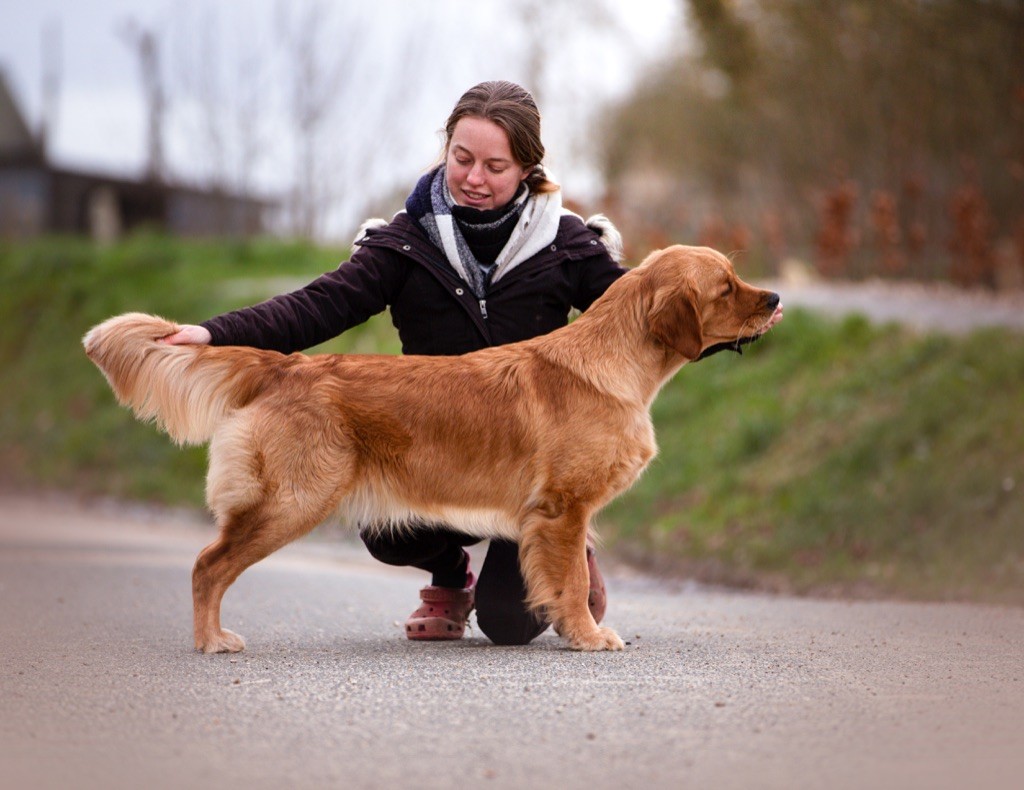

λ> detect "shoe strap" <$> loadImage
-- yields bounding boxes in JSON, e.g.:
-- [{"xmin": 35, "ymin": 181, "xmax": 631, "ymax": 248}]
[{"xmin": 420, "ymin": 585, "xmax": 472, "ymax": 604}]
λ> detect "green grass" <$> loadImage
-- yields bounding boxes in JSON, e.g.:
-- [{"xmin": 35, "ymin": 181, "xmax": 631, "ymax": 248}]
[{"xmin": 1, "ymin": 235, "xmax": 1021, "ymax": 604}]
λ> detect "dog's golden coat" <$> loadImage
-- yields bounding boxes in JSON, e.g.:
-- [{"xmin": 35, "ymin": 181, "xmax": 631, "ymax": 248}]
[{"xmin": 83, "ymin": 245, "xmax": 782, "ymax": 652}]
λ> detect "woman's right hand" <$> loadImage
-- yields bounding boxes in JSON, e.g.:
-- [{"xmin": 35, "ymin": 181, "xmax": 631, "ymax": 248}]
[{"xmin": 159, "ymin": 325, "xmax": 212, "ymax": 345}]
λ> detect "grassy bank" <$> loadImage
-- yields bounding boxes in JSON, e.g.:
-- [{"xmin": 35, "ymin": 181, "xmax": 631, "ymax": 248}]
[
  {"xmin": 0, "ymin": 235, "xmax": 397, "ymax": 504},
  {"xmin": 603, "ymin": 310, "xmax": 1024, "ymax": 604},
  {"xmin": 1, "ymin": 236, "xmax": 1021, "ymax": 604}
]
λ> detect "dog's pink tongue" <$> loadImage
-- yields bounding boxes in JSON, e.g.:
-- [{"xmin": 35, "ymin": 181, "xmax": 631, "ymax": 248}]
[{"xmin": 768, "ymin": 305, "xmax": 784, "ymax": 329}]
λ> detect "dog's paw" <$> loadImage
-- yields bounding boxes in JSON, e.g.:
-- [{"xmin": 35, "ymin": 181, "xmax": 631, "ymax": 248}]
[
  {"xmin": 567, "ymin": 626, "xmax": 625, "ymax": 652},
  {"xmin": 196, "ymin": 628, "xmax": 246, "ymax": 654}
]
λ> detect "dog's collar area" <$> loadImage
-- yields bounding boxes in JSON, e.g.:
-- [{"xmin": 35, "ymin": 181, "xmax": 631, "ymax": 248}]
[{"xmin": 695, "ymin": 334, "xmax": 759, "ymax": 361}]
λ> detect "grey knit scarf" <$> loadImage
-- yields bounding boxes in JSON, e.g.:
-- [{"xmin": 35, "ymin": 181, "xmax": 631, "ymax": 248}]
[{"xmin": 414, "ymin": 165, "xmax": 563, "ymax": 298}]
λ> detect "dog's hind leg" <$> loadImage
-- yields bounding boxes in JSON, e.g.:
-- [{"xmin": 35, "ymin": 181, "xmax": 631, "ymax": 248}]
[
  {"xmin": 192, "ymin": 410, "xmax": 348, "ymax": 653},
  {"xmin": 519, "ymin": 504, "xmax": 624, "ymax": 651},
  {"xmin": 192, "ymin": 499, "xmax": 329, "ymax": 653}
]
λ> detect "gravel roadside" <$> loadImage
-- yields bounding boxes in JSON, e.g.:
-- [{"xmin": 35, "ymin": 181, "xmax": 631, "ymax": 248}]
[{"xmin": 759, "ymin": 276, "xmax": 1024, "ymax": 334}]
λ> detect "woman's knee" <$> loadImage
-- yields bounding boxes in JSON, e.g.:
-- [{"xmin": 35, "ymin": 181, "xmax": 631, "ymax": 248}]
[
  {"xmin": 360, "ymin": 526, "xmax": 433, "ymax": 566},
  {"xmin": 475, "ymin": 539, "xmax": 549, "ymax": 645},
  {"xmin": 475, "ymin": 599, "xmax": 548, "ymax": 645},
  {"xmin": 359, "ymin": 523, "xmax": 474, "ymax": 568}
]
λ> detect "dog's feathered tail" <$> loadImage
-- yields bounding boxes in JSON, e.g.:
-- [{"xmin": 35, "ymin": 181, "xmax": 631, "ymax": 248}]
[{"xmin": 83, "ymin": 313, "xmax": 269, "ymax": 445}]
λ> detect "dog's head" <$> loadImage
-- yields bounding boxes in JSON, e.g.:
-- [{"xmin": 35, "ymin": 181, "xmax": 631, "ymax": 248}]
[{"xmin": 640, "ymin": 245, "xmax": 783, "ymax": 361}]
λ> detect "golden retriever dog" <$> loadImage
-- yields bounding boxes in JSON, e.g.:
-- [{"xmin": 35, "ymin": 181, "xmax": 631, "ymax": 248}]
[{"xmin": 83, "ymin": 245, "xmax": 783, "ymax": 653}]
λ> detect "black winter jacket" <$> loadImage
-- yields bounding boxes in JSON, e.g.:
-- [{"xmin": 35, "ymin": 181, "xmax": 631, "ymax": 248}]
[{"xmin": 202, "ymin": 211, "xmax": 627, "ymax": 356}]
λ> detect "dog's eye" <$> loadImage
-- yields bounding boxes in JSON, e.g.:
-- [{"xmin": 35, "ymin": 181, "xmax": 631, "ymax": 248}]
[{"xmin": 720, "ymin": 283, "xmax": 733, "ymax": 299}]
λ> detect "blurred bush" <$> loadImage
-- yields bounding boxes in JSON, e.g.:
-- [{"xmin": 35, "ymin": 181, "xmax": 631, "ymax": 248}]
[{"xmin": 601, "ymin": 0, "xmax": 1024, "ymax": 286}]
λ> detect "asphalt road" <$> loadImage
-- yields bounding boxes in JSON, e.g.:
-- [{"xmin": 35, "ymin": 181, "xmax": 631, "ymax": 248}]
[{"xmin": 2, "ymin": 493, "xmax": 1022, "ymax": 790}]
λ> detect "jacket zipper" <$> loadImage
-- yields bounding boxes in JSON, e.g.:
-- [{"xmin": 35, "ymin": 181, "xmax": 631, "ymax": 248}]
[{"xmin": 479, "ymin": 298, "xmax": 488, "ymax": 319}]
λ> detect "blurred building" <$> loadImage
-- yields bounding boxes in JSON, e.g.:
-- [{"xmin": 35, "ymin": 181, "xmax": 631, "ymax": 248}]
[{"xmin": 0, "ymin": 72, "xmax": 274, "ymax": 240}]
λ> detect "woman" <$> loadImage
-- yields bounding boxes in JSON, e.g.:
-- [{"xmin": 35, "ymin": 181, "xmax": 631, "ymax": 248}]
[{"xmin": 161, "ymin": 80, "xmax": 627, "ymax": 645}]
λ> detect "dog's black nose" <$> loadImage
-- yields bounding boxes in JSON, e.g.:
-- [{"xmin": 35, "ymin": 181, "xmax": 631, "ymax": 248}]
[{"xmin": 765, "ymin": 292, "xmax": 780, "ymax": 310}]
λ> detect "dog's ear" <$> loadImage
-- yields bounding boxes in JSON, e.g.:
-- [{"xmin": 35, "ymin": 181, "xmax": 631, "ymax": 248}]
[{"xmin": 648, "ymin": 286, "xmax": 703, "ymax": 359}]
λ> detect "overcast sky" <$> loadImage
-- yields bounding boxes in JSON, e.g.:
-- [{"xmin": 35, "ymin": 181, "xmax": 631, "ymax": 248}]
[{"xmin": 0, "ymin": 0, "xmax": 681, "ymax": 237}]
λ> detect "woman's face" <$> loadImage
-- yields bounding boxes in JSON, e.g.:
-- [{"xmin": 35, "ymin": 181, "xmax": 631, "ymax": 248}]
[{"xmin": 445, "ymin": 116, "xmax": 529, "ymax": 210}]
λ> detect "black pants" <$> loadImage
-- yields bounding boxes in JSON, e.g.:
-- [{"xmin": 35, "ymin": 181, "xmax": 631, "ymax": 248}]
[{"xmin": 359, "ymin": 524, "xmax": 548, "ymax": 645}]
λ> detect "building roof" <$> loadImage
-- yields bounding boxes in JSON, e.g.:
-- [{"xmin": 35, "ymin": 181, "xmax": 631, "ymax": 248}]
[
  {"xmin": 0, "ymin": 69, "xmax": 274, "ymax": 209},
  {"xmin": 0, "ymin": 69, "xmax": 43, "ymax": 165}
]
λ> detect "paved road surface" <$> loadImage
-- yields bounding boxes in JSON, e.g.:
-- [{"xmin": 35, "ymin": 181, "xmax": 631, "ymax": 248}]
[
  {"xmin": 1, "ymin": 494, "xmax": 1022, "ymax": 790},
  {"xmin": 760, "ymin": 276, "xmax": 1024, "ymax": 334}
]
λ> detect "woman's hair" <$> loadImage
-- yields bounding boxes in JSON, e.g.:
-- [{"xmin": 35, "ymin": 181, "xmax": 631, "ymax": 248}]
[{"xmin": 442, "ymin": 80, "xmax": 559, "ymax": 195}]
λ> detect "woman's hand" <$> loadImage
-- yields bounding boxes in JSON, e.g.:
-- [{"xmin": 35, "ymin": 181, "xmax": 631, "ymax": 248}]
[{"xmin": 159, "ymin": 325, "xmax": 212, "ymax": 345}]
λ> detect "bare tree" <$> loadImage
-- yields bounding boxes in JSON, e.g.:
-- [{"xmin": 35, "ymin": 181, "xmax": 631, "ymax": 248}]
[
  {"xmin": 142, "ymin": 2, "xmax": 621, "ymax": 239},
  {"xmin": 173, "ymin": 5, "xmax": 227, "ymax": 191},
  {"xmin": 275, "ymin": 0, "xmax": 350, "ymax": 238},
  {"xmin": 171, "ymin": 4, "xmax": 271, "ymax": 200},
  {"xmin": 119, "ymin": 20, "xmax": 167, "ymax": 183},
  {"xmin": 273, "ymin": 1, "xmax": 431, "ymax": 239},
  {"xmin": 232, "ymin": 47, "xmax": 269, "ymax": 203},
  {"xmin": 513, "ymin": 0, "xmax": 620, "ymax": 201},
  {"xmin": 38, "ymin": 20, "xmax": 61, "ymax": 158}
]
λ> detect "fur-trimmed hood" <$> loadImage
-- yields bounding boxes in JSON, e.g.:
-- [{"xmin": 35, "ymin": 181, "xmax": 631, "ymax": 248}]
[{"xmin": 578, "ymin": 213, "xmax": 623, "ymax": 263}]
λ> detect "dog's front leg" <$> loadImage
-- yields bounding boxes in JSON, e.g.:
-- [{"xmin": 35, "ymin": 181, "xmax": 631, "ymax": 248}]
[{"xmin": 519, "ymin": 505, "xmax": 624, "ymax": 651}]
